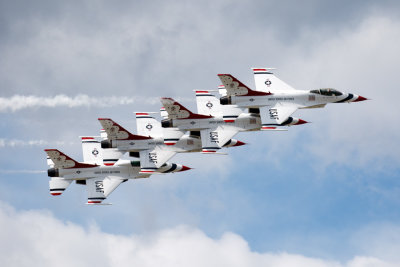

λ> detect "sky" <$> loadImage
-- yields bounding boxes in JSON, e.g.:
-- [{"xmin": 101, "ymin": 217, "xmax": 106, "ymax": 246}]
[{"xmin": 0, "ymin": 0, "xmax": 400, "ymax": 266}]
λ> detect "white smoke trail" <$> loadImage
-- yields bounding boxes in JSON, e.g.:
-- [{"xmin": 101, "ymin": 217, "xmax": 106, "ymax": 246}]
[
  {"xmin": 0, "ymin": 139, "xmax": 75, "ymax": 148},
  {"xmin": 0, "ymin": 94, "xmax": 161, "ymax": 112},
  {"xmin": 0, "ymin": 170, "xmax": 46, "ymax": 174}
]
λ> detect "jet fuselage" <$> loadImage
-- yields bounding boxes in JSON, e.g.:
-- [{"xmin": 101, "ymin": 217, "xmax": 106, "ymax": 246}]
[{"xmin": 223, "ymin": 89, "xmax": 365, "ymax": 109}]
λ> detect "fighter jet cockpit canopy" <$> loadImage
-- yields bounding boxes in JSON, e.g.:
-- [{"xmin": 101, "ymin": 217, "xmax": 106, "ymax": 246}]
[{"xmin": 310, "ymin": 88, "xmax": 343, "ymax": 96}]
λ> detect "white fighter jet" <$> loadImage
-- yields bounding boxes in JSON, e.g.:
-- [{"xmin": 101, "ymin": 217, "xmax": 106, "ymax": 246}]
[
  {"xmin": 45, "ymin": 136, "xmax": 191, "ymax": 205},
  {"xmin": 195, "ymin": 89, "xmax": 307, "ymax": 130},
  {"xmin": 218, "ymin": 68, "xmax": 367, "ymax": 130},
  {"xmin": 99, "ymin": 113, "xmax": 245, "ymax": 172},
  {"xmin": 98, "ymin": 118, "xmax": 175, "ymax": 174},
  {"xmin": 160, "ymin": 97, "xmax": 247, "ymax": 153},
  {"xmin": 136, "ymin": 112, "xmax": 245, "ymax": 150}
]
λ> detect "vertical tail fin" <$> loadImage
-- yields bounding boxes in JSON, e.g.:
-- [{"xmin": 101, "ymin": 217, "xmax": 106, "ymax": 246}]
[
  {"xmin": 44, "ymin": 149, "xmax": 96, "ymax": 169},
  {"xmin": 45, "ymin": 149, "xmax": 94, "ymax": 196},
  {"xmin": 218, "ymin": 74, "xmax": 271, "ymax": 97},
  {"xmin": 98, "ymin": 118, "xmax": 153, "ymax": 140},
  {"xmin": 160, "ymin": 97, "xmax": 213, "ymax": 119}
]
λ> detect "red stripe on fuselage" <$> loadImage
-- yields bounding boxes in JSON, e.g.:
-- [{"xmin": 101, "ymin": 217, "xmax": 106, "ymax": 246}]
[{"xmin": 262, "ymin": 126, "xmax": 276, "ymax": 129}]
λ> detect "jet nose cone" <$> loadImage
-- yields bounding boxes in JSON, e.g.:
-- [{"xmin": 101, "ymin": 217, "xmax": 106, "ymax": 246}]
[
  {"xmin": 353, "ymin": 95, "xmax": 368, "ymax": 102},
  {"xmin": 296, "ymin": 119, "xmax": 308, "ymax": 125},
  {"xmin": 233, "ymin": 140, "xmax": 246, "ymax": 147},
  {"xmin": 180, "ymin": 165, "xmax": 191, "ymax": 172}
]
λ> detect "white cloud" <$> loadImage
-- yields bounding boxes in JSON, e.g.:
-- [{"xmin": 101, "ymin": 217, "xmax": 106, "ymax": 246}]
[
  {"xmin": 0, "ymin": 201, "xmax": 397, "ymax": 267},
  {"xmin": 297, "ymin": 15, "xmax": 400, "ymax": 169},
  {"xmin": 238, "ymin": 15, "xmax": 400, "ymax": 170},
  {"xmin": 350, "ymin": 222, "xmax": 400, "ymax": 263}
]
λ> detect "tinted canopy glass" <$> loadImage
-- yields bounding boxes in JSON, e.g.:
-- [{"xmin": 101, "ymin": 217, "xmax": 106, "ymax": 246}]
[{"xmin": 310, "ymin": 88, "xmax": 342, "ymax": 96}]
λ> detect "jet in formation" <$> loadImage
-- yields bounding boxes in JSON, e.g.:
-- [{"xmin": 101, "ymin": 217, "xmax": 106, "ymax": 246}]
[
  {"xmin": 45, "ymin": 67, "xmax": 367, "ymax": 204},
  {"xmin": 45, "ymin": 134, "xmax": 190, "ymax": 205}
]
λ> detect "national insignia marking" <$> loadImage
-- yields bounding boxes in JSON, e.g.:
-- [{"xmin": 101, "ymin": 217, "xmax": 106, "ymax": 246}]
[{"xmin": 92, "ymin": 148, "xmax": 99, "ymax": 156}]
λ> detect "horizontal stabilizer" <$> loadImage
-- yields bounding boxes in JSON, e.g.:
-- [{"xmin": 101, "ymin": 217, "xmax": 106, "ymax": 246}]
[
  {"xmin": 222, "ymin": 139, "xmax": 246, "ymax": 147},
  {"xmin": 49, "ymin": 177, "xmax": 72, "ymax": 196},
  {"xmin": 218, "ymin": 85, "xmax": 227, "ymax": 96},
  {"xmin": 160, "ymin": 107, "xmax": 168, "ymax": 119},
  {"xmin": 163, "ymin": 127, "xmax": 186, "ymax": 146}
]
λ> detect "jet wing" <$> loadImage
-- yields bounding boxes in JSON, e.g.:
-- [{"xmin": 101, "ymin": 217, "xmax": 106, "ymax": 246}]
[
  {"xmin": 259, "ymin": 104, "xmax": 298, "ymax": 130},
  {"xmin": 252, "ymin": 68, "xmax": 296, "ymax": 93},
  {"xmin": 135, "ymin": 112, "xmax": 163, "ymax": 138},
  {"xmin": 200, "ymin": 125, "xmax": 240, "ymax": 153},
  {"xmin": 86, "ymin": 176, "xmax": 125, "ymax": 205},
  {"xmin": 195, "ymin": 90, "xmax": 244, "ymax": 122},
  {"xmin": 139, "ymin": 147, "xmax": 177, "ymax": 173},
  {"xmin": 81, "ymin": 136, "xmax": 103, "ymax": 165}
]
